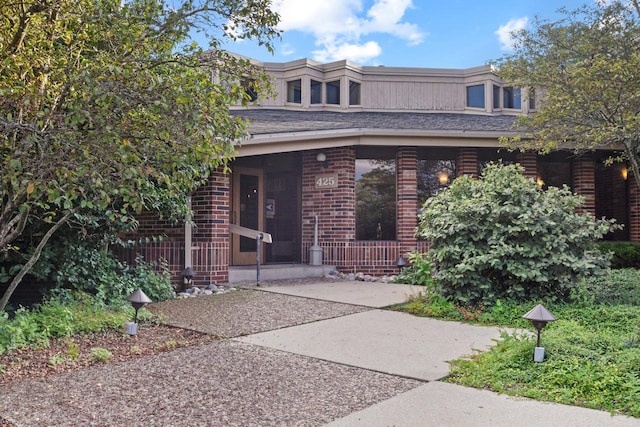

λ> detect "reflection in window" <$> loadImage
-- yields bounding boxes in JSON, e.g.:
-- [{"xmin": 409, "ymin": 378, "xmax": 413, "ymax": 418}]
[
  {"xmin": 349, "ymin": 80, "xmax": 361, "ymax": 105},
  {"xmin": 417, "ymin": 159, "xmax": 456, "ymax": 208},
  {"xmin": 493, "ymin": 85, "xmax": 501, "ymax": 109},
  {"xmin": 466, "ymin": 84, "xmax": 485, "ymax": 108},
  {"xmin": 356, "ymin": 158, "xmax": 396, "ymax": 240},
  {"xmin": 503, "ymin": 87, "xmax": 521, "ymax": 109},
  {"xmin": 326, "ymin": 80, "xmax": 340, "ymax": 105},
  {"xmin": 537, "ymin": 158, "xmax": 572, "ymax": 190},
  {"xmin": 311, "ymin": 80, "xmax": 322, "ymax": 104},
  {"xmin": 242, "ymin": 79, "xmax": 258, "ymax": 102},
  {"xmin": 287, "ymin": 79, "xmax": 301, "ymax": 103}
]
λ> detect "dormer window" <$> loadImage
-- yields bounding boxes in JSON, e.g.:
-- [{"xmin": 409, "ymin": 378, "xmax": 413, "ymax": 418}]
[
  {"xmin": 326, "ymin": 80, "xmax": 340, "ymax": 105},
  {"xmin": 310, "ymin": 80, "xmax": 322, "ymax": 104},
  {"xmin": 466, "ymin": 84, "xmax": 485, "ymax": 108},
  {"xmin": 503, "ymin": 87, "xmax": 521, "ymax": 109},
  {"xmin": 349, "ymin": 81, "xmax": 361, "ymax": 106},
  {"xmin": 287, "ymin": 79, "xmax": 302, "ymax": 103}
]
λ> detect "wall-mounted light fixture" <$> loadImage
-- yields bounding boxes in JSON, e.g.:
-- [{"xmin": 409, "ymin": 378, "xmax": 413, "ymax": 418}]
[
  {"xmin": 437, "ymin": 172, "xmax": 449, "ymax": 185},
  {"xmin": 536, "ymin": 177, "xmax": 544, "ymax": 189},
  {"xmin": 622, "ymin": 167, "xmax": 628, "ymax": 181},
  {"xmin": 316, "ymin": 152, "xmax": 328, "ymax": 168}
]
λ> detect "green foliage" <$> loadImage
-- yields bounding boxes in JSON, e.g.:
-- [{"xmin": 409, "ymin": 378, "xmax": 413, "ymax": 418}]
[
  {"xmin": 0, "ymin": 0, "xmax": 280, "ymax": 310},
  {"xmin": 417, "ymin": 163, "xmax": 617, "ymax": 306},
  {"xmin": 446, "ymin": 305, "xmax": 640, "ymax": 417},
  {"xmin": 576, "ymin": 269, "xmax": 640, "ymax": 306},
  {"xmin": 0, "ymin": 293, "xmax": 127, "ymax": 355},
  {"xmin": 89, "ymin": 347, "xmax": 112, "ymax": 363},
  {"xmin": 395, "ymin": 252, "xmax": 436, "ymax": 287},
  {"xmin": 496, "ymin": 1, "xmax": 640, "ymax": 188},
  {"xmin": 53, "ymin": 242, "xmax": 174, "ymax": 307},
  {"xmin": 598, "ymin": 241, "xmax": 640, "ymax": 269},
  {"xmin": 396, "ymin": 275, "xmax": 640, "ymax": 417}
]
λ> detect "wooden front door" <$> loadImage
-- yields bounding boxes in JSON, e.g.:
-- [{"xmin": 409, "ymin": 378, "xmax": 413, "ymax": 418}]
[{"xmin": 231, "ymin": 167, "xmax": 264, "ymax": 265}]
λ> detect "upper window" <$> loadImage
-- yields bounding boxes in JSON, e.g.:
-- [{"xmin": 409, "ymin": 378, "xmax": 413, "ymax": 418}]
[
  {"xmin": 349, "ymin": 81, "xmax": 361, "ymax": 106},
  {"xmin": 492, "ymin": 85, "xmax": 501, "ymax": 109},
  {"xmin": 242, "ymin": 79, "xmax": 258, "ymax": 102},
  {"xmin": 355, "ymin": 148, "xmax": 396, "ymax": 241},
  {"xmin": 287, "ymin": 79, "xmax": 302, "ymax": 103},
  {"xmin": 503, "ymin": 87, "xmax": 521, "ymax": 109},
  {"xmin": 310, "ymin": 80, "xmax": 322, "ymax": 104},
  {"xmin": 528, "ymin": 88, "xmax": 536, "ymax": 110},
  {"xmin": 326, "ymin": 80, "xmax": 341, "ymax": 105},
  {"xmin": 466, "ymin": 84, "xmax": 485, "ymax": 108}
]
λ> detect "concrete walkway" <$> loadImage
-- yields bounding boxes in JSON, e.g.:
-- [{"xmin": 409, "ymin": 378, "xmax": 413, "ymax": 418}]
[{"xmin": 242, "ymin": 281, "xmax": 640, "ymax": 427}]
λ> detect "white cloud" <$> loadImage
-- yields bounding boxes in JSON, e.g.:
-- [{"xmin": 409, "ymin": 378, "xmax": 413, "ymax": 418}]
[
  {"xmin": 271, "ymin": 0, "xmax": 425, "ymax": 63},
  {"xmin": 495, "ymin": 17, "xmax": 529, "ymax": 51},
  {"xmin": 313, "ymin": 41, "xmax": 383, "ymax": 64}
]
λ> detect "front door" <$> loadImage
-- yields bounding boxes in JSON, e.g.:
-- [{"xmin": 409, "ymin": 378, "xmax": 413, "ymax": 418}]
[{"xmin": 231, "ymin": 167, "xmax": 264, "ymax": 265}]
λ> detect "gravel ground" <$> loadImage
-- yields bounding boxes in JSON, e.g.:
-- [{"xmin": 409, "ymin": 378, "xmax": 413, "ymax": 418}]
[
  {"xmin": 1, "ymin": 284, "xmax": 423, "ymax": 426},
  {"xmin": 149, "ymin": 287, "xmax": 370, "ymax": 338}
]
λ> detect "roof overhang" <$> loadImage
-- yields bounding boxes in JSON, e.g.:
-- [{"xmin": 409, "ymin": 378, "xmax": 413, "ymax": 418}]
[{"xmin": 235, "ymin": 128, "xmax": 519, "ymax": 157}]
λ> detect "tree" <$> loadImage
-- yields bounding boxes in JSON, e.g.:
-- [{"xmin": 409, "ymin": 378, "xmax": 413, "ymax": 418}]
[
  {"xmin": 0, "ymin": 0, "xmax": 280, "ymax": 311},
  {"xmin": 417, "ymin": 163, "xmax": 617, "ymax": 306},
  {"xmin": 496, "ymin": 1, "xmax": 640, "ymax": 186}
]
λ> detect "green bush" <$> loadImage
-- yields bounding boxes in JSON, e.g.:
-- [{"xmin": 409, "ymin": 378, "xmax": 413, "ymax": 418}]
[
  {"xmin": 0, "ymin": 293, "xmax": 127, "ymax": 355},
  {"xmin": 597, "ymin": 241, "xmax": 640, "ymax": 269},
  {"xmin": 395, "ymin": 252, "xmax": 436, "ymax": 287},
  {"xmin": 577, "ymin": 268, "xmax": 640, "ymax": 306},
  {"xmin": 54, "ymin": 243, "xmax": 174, "ymax": 307},
  {"xmin": 417, "ymin": 163, "xmax": 618, "ymax": 306}
]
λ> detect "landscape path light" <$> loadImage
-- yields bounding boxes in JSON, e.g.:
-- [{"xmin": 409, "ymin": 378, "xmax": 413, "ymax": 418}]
[
  {"xmin": 523, "ymin": 304, "xmax": 557, "ymax": 362},
  {"xmin": 126, "ymin": 289, "xmax": 152, "ymax": 336}
]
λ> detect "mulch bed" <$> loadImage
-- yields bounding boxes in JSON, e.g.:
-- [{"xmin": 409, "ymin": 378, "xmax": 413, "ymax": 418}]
[{"xmin": 0, "ymin": 323, "xmax": 213, "ymax": 385}]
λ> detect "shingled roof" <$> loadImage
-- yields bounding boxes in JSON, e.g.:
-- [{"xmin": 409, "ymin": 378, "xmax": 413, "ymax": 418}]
[{"xmin": 232, "ymin": 109, "xmax": 518, "ymax": 136}]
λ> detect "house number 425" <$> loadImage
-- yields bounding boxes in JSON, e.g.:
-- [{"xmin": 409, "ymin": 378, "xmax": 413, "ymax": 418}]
[{"xmin": 315, "ymin": 174, "xmax": 338, "ymax": 188}]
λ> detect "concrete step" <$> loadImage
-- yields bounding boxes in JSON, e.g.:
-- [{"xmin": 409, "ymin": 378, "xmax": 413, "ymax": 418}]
[{"xmin": 228, "ymin": 264, "xmax": 336, "ymax": 283}]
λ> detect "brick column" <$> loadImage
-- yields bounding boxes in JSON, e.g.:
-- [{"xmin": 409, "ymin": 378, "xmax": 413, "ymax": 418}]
[
  {"xmin": 516, "ymin": 151, "xmax": 538, "ymax": 180},
  {"xmin": 629, "ymin": 177, "xmax": 640, "ymax": 242},
  {"xmin": 191, "ymin": 167, "xmax": 230, "ymax": 284},
  {"xmin": 397, "ymin": 147, "xmax": 418, "ymax": 256},
  {"xmin": 457, "ymin": 148, "xmax": 478, "ymax": 178},
  {"xmin": 572, "ymin": 156, "xmax": 596, "ymax": 215},
  {"xmin": 301, "ymin": 148, "xmax": 356, "ymax": 246}
]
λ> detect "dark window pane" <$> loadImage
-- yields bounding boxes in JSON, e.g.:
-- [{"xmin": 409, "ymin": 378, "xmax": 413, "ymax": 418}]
[
  {"xmin": 326, "ymin": 80, "xmax": 340, "ymax": 105},
  {"xmin": 287, "ymin": 79, "xmax": 301, "ymax": 103},
  {"xmin": 311, "ymin": 80, "xmax": 322, "ymax": 104},
  {"xmin": 355, "ymin": 158, "xmax": 396, "ymax": 240},
  {"xmin": 467, "ymin": 84, "xmax": 485, "ymax": 108},
  {"xmin": 493, "ymin": 85, "xmax": 500, "ymax": 109},
  {"xmin": 503, "ymin": 87, "xmax": 521, "ymax": 109},
  {"xmin": 349, "ymin": 80, "xmax": 361, "ymax": 105}
]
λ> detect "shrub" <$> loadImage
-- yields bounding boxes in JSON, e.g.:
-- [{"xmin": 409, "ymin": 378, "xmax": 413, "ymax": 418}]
[
  {"xmin": 54, "ymin": 243, "xmax": 174, "ymax": 307},
  {"xmin": 0, "ymin": 292, "xmax": 128, "ymax": 355},
  {"xmin": 417, "ymin": 163, "xmax": 618, "ymax": 306},
  {"xmin": 597, "ymin": 241, "xmax": 640, "ymax": 269},
  {"xmin": 395, "ymin": 252, "xmax": 436, "ymax": 287},
  {"xmin": 577, "ymin": 268, "xmax": 640, "ymax": 306}
]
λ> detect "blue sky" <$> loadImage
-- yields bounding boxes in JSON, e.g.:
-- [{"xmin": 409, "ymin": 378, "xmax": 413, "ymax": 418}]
[{"xmin": 220, "ymin": 0, "xmax": 592, "ymax": 69}]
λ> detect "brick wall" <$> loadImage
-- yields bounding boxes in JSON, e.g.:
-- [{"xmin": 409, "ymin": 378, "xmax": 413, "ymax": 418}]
[
  {"xmin": 116, "ymin": 167, "xmax": 230, "ymax": 287},
  {"xmin": 397, "ymin": 147, "xmax": 418, "ymax": 256},
  {"xmin": 516, "ymin": 151, "xmax": 538, "ymax": 179},
  {"xmin": 573, "ymin": 157, "xmax": 596, "ymax": 215},
  {"xmin": 301, "ymin": 148, "xmax": 356, "ymax": 252},
  {"xmin": 629, "ymin": 178, "xmax": 640, "ymax": 242},
  {"xmin": 457, "ymin": 148, "xmax": 478, "ymax": 177}
]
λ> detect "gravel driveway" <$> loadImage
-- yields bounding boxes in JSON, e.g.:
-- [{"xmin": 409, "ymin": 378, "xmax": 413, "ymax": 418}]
[{"xmin": 1, "ymin": 285, "xmax": 423, "ymax": 426}]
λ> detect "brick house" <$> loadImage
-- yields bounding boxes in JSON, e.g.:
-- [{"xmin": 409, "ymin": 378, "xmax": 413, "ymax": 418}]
[{"xmin": 121, "ymin": 57, "xmax": 633, "ymax": 287}]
